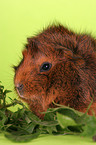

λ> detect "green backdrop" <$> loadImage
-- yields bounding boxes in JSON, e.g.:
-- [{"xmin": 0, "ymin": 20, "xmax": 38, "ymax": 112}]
[{"xmin": 0, "ymin": 0, "xmax": 96, "ymax": 144}]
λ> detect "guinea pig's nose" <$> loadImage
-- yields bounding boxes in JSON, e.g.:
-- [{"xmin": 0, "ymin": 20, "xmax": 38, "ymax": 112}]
[{"xmin": 16, "ymin": 83, "xmax": 24, "ymax": 92}]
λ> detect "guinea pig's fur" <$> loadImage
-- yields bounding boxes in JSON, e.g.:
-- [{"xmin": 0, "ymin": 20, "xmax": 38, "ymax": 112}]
[{"xmin": 14, "ymin": 25, "xmax": 96, "ymax": 119}]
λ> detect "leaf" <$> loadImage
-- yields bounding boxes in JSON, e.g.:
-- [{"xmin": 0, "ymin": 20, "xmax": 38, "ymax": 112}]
[
  {"xmin": 76, "ymin": 113, "xmax": 88, "ymax": 125},
  {"xmin": 40, "ymin": 120, "xmax": 58, "ymax": 127},
  {"xmin": 0, "ymin": 109, "xmax": 8, "ymax": 130},
  {"xmin": 58, "ymin": 108, "xmax": 80, "ymax": 122},
  {"xmin": 45, "ymin": 107, "xmax": 81, "ymax": 122},
  {"xmin": 57, "ymin": 112, "xmax": 77, "ymax": 129},
  {"xmin": 25, "ymin": 111, "xmax": 41, "ymax": 123},
  {"xmin": 0, "ymin": 94, "xmax": 3, "ymax": 99},
  {"xmin": 4, "ymin": 90, "xmax": 12, "ymax": 95},
  {"xmin": 4, "ymin": 130, "xmax": 41, "ymax": 142},
  {"xmin": 23, "ymin": 123, "xmax": 36, "ymax": 134},
  {"xmin": 0, "ymin": 85, "xmax": 4, "ymax": 90},
  {"xmin": 44, "ymin": 111, "xmax": 56, "ymax": 121},
  {"xmin": 81, "ymin": 116, "xmax": 96, "ymax": 137},
  {"xmin": 46, "ymin": 126, "xmax": 57, "ymax": 134}
]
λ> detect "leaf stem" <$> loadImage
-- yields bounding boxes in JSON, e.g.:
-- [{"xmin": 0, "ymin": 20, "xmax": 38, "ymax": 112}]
[{"xmin": 2, "ymin": 92, "xmax": 6, "ymax": 107}]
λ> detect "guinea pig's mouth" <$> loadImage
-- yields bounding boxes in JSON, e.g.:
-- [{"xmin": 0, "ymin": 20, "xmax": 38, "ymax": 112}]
[
  {"xmin": 16, "ymin": 87, "xmax": 37, "ymax": 101},
  {"xmin": 15, "ymin": 83, "xmax": 25, "ymax": 99},
  {"xmin": 16, "ymin": 88, "xmax": 25, "ymax": 99}
]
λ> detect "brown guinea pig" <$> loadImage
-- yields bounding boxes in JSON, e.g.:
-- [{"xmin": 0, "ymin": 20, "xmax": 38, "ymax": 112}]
[{"xmin": 14, "ymin": 25, "xmax": 96, "ymax": 119}]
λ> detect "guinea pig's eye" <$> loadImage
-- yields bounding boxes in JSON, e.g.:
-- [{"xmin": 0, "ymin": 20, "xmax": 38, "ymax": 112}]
[{"xmin": 40, "ymin": 62, "xmax": 52, "ymax": 72}]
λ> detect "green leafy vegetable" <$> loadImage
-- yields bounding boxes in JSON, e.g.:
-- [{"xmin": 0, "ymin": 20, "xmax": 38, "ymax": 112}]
[
  {"xmin": 57, "ymin": 112, "xmax": 77, "ymax": 129},
  {"xmin": 0, "ymin": 81, "xmax": 96, "ymax": 142}
]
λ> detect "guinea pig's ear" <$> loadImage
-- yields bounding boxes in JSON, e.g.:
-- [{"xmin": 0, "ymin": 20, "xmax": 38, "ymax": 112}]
[
  {"xmin": 22, "ymin": 49, "xmax": 27, "ymax": 58},
  {"xmin": 56, "ymin": 47, "xmax": 73, "ymax": 58}
]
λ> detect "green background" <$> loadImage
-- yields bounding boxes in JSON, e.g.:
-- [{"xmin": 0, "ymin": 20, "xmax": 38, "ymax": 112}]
[{"xmin": 0, "ymin": 0, "xmax": 96, "ymax": 144}]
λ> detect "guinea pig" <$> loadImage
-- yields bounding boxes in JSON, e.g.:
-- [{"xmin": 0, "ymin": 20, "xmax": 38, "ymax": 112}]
[{"xmin": 14, "ymin": 25, "xmax": 96, "ymax": 119}]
